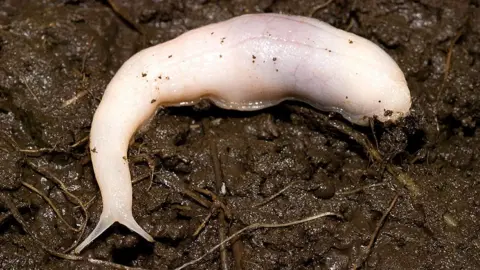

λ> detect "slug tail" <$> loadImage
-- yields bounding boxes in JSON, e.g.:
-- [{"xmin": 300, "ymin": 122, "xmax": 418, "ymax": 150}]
[
  {"xmin": 74, "ymin": 211, "xmax": 154, "ymax": 254},
  {"xmin": 118, "ymin": 214, "xmax": 155, "ymax": 243},
  {"xmin": 74, "ymin": 211, "xmax": 115, "ymax": 254}
]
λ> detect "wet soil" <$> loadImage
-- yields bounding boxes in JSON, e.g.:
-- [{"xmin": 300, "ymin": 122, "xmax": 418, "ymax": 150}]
[{"xmin": 0, "ymin": 0, "xmax": 479, "ymax": 269}]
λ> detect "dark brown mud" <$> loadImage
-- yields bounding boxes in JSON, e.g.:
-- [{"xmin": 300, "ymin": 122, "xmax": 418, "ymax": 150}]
[{"xmin": 0, "ymin": 0, "xmax": 479, "ymax": 269}]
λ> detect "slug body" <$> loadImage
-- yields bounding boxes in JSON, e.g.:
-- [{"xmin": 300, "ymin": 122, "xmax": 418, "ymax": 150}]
[{"xmin": 75, "ymin": 13, "xmax": 411, "ymax": 253}]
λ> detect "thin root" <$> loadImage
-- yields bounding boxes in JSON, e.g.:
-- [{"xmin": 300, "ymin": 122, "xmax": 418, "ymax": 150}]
[
  {"xmin": 21, "ymin": 181, "xmax": 80, "ymax": 232},
  {"xmin": 336, "ymin": 183, "xmax": 387, "ymax": 196},
  {"xmin": 1, "ymin": 130, "xmax": 88, "ymax": 155},
  {"xmin": 288, "ymin": 106, "xmax": 420, "ymax": 197},
  {"xmin": 353, "ymin": 193, "xmax": 400, "ymax": 269},
  {"xmin": 347, "ymin": 130, "xmax": 418, "ymax": 196},
  {"xmin": 209, "ymin": 138, "xmax": 231, "ymax": 270},
  {"xmin": 309, "ymin": 0, "xmax": 334, "ymax": 17},
  {"xmin": 434, "ymin": 31, "xmax": 463, "ymax": 132},
  {"xmin": 107, "ymin": 0, "xmax": 146, "ymax": 35},
  {"xmin": 70, "ymin": 135, "xmax": 89, "ymax": 148},
  {"xmin": 128, "ymin": 154, "xmax": 157, "ymax": 191},
  {"xmin": 193, "ymin": 210, "xmax": 215, "ymax": 237},
  {"xmin": 252, "ymin": 180, "xmax": 302, "ymax": 208},
  {"xmin": 174, "ymin": 212, "xmax": 342, "ymax": 270},
  {"xmin": 151, "ymin": 169, "xmax": 214, "ymax": 209},
  {"xmin": 182, "ymin": 188, "xmax": 213, "ymax": 209},
  {"xmin": 328, "ymin": 119, "xmax": 419, "ymax": 196},
  {"xmin": 0, "ymin": 192, "xmax": 147, "ymax": 270},
  {"xmin": 81, "ymin": 36, "xmax": 95, "ymax": 76},
  {"xmin": 230, "ymin": 224, "xmax": 245, "ymax": 270},
  {"xmin": 192, "ymin": 187, "xmax": 232, "ymax": 219},
  {"xmin": 61, "ymin": 90, "xmax": 88, "ymax": 108},
  {"xmin": 21, "ymin": 78, "xmax": 42, "ymax": 106},
  {"xmin": 345, "ymin": 19, "xmax": 354, "ymax": 32},
  {"xmin": 25, "ymin": 160, "xmax": 89, "ymax": 253}
]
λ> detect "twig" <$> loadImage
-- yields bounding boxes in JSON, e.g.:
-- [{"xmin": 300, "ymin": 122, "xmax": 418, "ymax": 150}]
[
  {"xmin": 174, "ymin": 212, "xmax": 342, "ymax": 270},
  {"xmin": 251, "ymin": 180, "xmax": 302, "ymax": 208}
]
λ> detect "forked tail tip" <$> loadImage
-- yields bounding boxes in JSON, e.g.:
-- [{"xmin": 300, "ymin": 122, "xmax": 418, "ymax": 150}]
[
  {"xmin": 74, "ymin": 212, "xmax": 154, "ymax": 254},
  {"xmin": 120, "ymin": 214, "xmax": 154, "ymax": 243}
]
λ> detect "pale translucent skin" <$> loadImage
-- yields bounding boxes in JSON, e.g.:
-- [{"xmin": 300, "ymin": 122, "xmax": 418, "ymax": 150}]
[{"xmin": 74, "ymin": 13, "xmax": 411, "ymax": 253}]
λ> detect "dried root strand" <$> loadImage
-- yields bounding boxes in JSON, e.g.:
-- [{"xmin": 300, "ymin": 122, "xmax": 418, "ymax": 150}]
[
  {"xmin": 25, "ymin": 160, "xmax": 89, "ymax": 253},
  {"xmin": 0, "ymin": 192, "xmax": 147, "ymax": 270},
  {"xmin": 174, "ymin": 212, "xmax": 342, "ymax": 270}
]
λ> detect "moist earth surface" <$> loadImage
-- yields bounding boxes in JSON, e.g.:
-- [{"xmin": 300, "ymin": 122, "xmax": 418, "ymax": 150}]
[{"xmin": 0, "ymin": 0, "xmax": 479, "ymax": 269}]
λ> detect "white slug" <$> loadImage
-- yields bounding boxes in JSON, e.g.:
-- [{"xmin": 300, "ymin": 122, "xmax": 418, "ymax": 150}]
[{"xmin": 74, "ymin": 13, "xmax": 411, "ymax": 253}]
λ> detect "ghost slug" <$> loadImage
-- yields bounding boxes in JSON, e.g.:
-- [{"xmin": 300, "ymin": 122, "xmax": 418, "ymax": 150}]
[{"xmin": 74, "ymin": 13, "xmax": 411, "ymax": 253}]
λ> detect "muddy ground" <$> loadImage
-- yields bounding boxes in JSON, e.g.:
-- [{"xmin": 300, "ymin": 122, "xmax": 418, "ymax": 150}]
[{"xmin": 0, "ymin": 0, "xmax": 479, "ymax": 269}]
